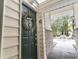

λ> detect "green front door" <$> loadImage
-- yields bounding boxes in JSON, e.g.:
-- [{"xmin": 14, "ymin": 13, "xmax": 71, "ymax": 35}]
[{"xmin": 21, "ymin": 3, "xmax": 37, "ymax": 59}]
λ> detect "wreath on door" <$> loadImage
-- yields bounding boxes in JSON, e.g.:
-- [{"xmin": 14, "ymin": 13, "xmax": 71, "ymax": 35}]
[{"xmin": 22, "ymin": 14, "xmax": 32, "ymax": 31}]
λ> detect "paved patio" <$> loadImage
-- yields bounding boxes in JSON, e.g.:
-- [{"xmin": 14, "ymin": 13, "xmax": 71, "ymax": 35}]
[{"xmin": 47, "ymin": 39, "xmax": 77, "ymax": 59}]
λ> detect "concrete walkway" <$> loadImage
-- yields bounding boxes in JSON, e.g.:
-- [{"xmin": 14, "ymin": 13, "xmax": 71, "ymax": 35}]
[{"xmin": 47, "ymin": 39, "xmax": 77, "ymax": 59}]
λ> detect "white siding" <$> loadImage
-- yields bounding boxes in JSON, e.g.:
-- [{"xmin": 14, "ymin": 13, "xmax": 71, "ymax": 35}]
[{"xmin": 2, "ymin": 0, "xmax": 20, "ymax": 59}]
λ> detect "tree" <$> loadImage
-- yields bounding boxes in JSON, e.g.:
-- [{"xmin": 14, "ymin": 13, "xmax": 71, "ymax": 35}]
[
  {"xmin": 62, "ymin": 16, "xmax": 69, "ymax": 36},
  {"xmin": 51, "ymin": 18, "xmax": 62, "ymax": 37},
  {"xmin": 51, "ymin": 15, "xmax": 74, "ymax": 37}
]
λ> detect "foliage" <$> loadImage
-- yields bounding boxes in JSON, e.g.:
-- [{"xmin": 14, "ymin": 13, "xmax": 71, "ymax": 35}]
[{"xmin": 51, "ymin": 16, "xmax": 74, "ymax": 37}]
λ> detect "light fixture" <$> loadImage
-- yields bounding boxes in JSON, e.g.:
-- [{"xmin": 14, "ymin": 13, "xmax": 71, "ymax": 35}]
[
  {"xmin": 36, "ymin": 0, "xmax": 46, "ymax": 4},
  {"xmin": 32, "ymin": 2, "xmax": 37, "ymax": 7}
]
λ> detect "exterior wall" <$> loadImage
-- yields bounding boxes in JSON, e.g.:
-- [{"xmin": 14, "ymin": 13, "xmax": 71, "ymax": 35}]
[
  {"xmin": 1, "ymin": 0, "xmax": 20, "ymax": 59},
  {"xmin": 1, "ymin": 0, "xmax": 40, "ymax": 59},
  {"xmin": 45, "ymin": 30, "xmax": 53, "ymax": 56},
  {"xmin": 0, "ymin": 0, "xmax": 43, "ymax": 59}
]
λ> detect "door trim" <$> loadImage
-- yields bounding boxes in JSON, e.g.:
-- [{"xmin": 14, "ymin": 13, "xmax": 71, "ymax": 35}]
[
  {"xmin": 19, "ymin": 0, "xmax": 22, "ymax": 59},
  {"xmin": 22, "ymin": 0, "xmax": 37, "ymax": 12}
]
